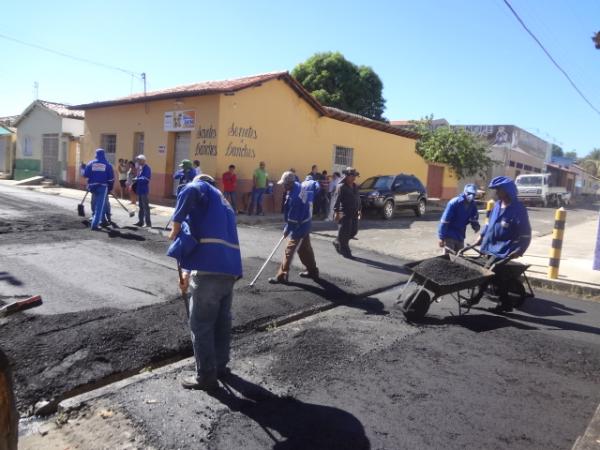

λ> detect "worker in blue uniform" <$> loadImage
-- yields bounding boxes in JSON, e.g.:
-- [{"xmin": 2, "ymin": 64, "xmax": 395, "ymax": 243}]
[
  {"xmin": 268, "ymin": 171, "xmax": 320, "ymax": 284},
  {"xmin": 83, "ymin": 148, "xmax": 114, "ymax": 231},
  {"xmin": 167, "ymin": 176, "xmax": 242, "ymax": 391},
  {"xmin": 133, "ymin": 154, "xmax": 152, "ymax": 227},
  {"xmin": 438, "ymin": 184, "xmax": 480, "ymax": 253},
  {"xmin": 471, "ymin": 176, "xmax": 532, "ymax": 312},
  {"xmin": 173, "ymin": 159, "xmax": 196, "ymax": 195}
]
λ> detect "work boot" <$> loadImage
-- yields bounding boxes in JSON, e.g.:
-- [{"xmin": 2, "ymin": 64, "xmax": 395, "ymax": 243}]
[
  {"xmin": 332, "ymin": 241, "xmax": 341, "ymax": 254},
  {"xmin": 268, "ymin": 274, "xmax": 288, "ymax": 284},
  {"xmin": 181, "ymin": 373, "xmax": 218, "ymax": 391},
  {"xmin": 217, "ymin": 367, "xmax": 232, "ymax": 379},
  {"xmin": 133, "ymin": 221, "xmax": 143, "ymax": 227},
  {"xmin": 299, "ymin": 269, "xmax": 319, "ymax": 280}
]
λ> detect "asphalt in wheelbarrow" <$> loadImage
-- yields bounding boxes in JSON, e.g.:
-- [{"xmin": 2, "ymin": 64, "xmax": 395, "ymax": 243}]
[{"xmin": 411, "ymin": 257, "xmax": 485, "ymax": 287}]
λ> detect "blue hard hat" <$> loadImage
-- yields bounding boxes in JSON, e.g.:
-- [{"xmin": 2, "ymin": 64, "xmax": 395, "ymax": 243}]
[
  {"xmin": 464, "ymin": 184, "xmax": 478, "ymax": 195},
  {"xmin": 488, "ymin": 176, "xmax": 513, "ymax": 189}
]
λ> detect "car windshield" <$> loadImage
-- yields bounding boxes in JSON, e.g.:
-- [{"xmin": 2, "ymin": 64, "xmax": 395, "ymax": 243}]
[
  {"xmin": 360, "ymin": 176, "xmax": 394, "ymax": 190},
  {"xmin": 516, "ymin": 176, "xmax": 542, "ymax": 186}
]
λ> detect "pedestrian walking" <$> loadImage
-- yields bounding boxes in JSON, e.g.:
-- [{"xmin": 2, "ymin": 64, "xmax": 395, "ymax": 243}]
[
  {"xmin": 133, "ymin": 154, "xmax": 152, "ymax": 227},
  {"xmin": 126, "ymin": 160, "xmax": 137, "ymax": 205},
  {"xmin": 117, "ymin": 159, "xmax": 128, "ymax": 199},
  {"xmin": 268, "ymin": 171, "xmax": 320, "ymax": 283},
  {"xmin": 83, "ymin": 148, "xmax": 114, "ymax": 231},
  {"xmin": 320, "ymin": 170, "xmax": 330, "ymax": 219},
  {"xmin": 167, "ymin": 177, "xmax": 242, "ymax": 391},
  {"xmin": 173, "ymin": 159, "xmax": 196, "ymax": 196},
  {"xmin": 249, "ymin": 161, "xmax": 269, "ymax": 215},
  {"xmin": 222, "ymin": 164, "xmax": 238, "ymax": 212},
  {"xmin": 438, "ymin": 184, "xmax": 480, "ymax": 253},
  {"xmin": 333, "ymin": 167, "xmax": 361, "ymax": 258},
  {"xmin": 307, "ymin": 165, "xmax": 324, "ymax": 216}
]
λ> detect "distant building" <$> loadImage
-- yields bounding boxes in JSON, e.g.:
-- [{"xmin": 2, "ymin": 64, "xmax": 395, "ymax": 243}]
[
  {"xmin": 0, "ymin": 123, "xmax": 16, "ymax": 177},
  {"xmin": 14, "ymin": 100, "xmax": 84, "ymax": 182}
]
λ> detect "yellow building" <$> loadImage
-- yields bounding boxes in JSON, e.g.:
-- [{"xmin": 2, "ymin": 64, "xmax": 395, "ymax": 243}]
[{"xmin": 71, "ymin": 72, "xmax": 456, "ymax": 207}]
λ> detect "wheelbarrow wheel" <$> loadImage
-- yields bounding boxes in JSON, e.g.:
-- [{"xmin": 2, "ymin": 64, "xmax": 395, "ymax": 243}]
[
  {"xmin": 400, "ymin": 283, "xmax": 431, "ymax": 321},
  {"xmin": 0, "ymin": 349, "xmax": 18, "ymax": 450}
]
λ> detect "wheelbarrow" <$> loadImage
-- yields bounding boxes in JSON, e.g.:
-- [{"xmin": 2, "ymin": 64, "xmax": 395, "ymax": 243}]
[{"xmin": 398, "ymin": 252, "xmax": 496, "ymax": 321}]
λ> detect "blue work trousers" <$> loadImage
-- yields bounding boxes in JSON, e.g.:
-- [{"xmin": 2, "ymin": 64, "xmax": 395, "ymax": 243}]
[
  {"xmin": 189, "ymin": 273, "xmax": 236, "ymax": 376},
  {"xmin": 90, "ymin": 185, "xmax": 108, "ymax": 230}
]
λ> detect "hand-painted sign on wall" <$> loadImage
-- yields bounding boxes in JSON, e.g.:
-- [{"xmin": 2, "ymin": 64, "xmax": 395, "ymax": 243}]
[
  {"xmin": 164, "ymin": 110, "xmax": 196, "ymax": 132},
  {"xmin": 195, "ymin": 125, "xmax": 217, "ymax": 156},
  {"xmin": 225, "ymin": 122, "xmax": 258, "ymax": 158}
]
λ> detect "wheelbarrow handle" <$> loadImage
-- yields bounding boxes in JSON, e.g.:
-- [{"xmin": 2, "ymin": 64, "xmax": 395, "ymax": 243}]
[{"xmin": 457, "ymin": 243, "xmax": 483, "ymax": 257}]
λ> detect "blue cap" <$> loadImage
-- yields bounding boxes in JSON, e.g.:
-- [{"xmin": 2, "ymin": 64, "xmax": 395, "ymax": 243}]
[
  {"xmin": 488, "ymin": 176, "xmax": 513, "ymax": 189},
  {"xmin": 464, "ymin": 184, "xmax": 477, "ymax": 195}
]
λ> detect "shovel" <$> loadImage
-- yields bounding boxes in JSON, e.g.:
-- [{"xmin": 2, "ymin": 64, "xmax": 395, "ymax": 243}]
[
  {"xmin": 249, "ymin": 234, "xmax": 286, "ymax": 286},
  {"xmin": 111, "ymin": 193, "xmax": 136, "ymax": 217},
  {"xmin": 77, "ymin": 191, "xmax": 89, "ymax": 217},
  {"xmin": 0, "ymin": 295, "xmax": 43, "ymax": 318}
]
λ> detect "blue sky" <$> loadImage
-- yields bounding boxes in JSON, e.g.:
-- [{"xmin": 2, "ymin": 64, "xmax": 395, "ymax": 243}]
[{"xmin": 2, "ymin": 0, "xmax": 599, "ymax": 155}]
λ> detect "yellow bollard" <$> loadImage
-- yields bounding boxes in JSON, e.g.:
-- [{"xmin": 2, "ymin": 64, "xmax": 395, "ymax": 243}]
[
  {"xmin": 485, "ymin": 199, "xmax": 495, "ymax": 224},
  {"xmin": 548, "ymin": 207, "xmax": 567, "ymax": 279}
]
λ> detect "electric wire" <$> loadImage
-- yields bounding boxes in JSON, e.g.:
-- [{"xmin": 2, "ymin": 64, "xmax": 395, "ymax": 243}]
[
  {"xmin": 501, "ymin": 0, "xmax": 600, "ymax": 117},
  {"xmin": 0, "ymin": 32, "xmax": 143, "ymax": 79}
]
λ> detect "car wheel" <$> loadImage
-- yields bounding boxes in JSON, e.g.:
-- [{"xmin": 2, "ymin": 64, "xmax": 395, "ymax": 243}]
[
  {"xmin": 414, "ymin": 199, "xmax": 426, "ymax": 217},
  {"xmin": 0, "ymin": 349, "xmax": 18, "ymax": 450},
  {"xmin": 381, "ymin": 200, "xmax": 394, "ymax": 220}
]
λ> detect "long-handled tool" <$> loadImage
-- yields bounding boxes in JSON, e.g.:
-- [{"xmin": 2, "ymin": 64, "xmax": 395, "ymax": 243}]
[
  {"xmin": 77, "ymin": 191, "xmax": 89, "ymax": 217},
  {"xmin": 165, "ymin": 217, "xmax": 173, "ymax": 231},
  {"xmin": 0, "ymin": 295, "xmax": 43, "ymax": 318},
  {"xmin": 249, "ymin": 234, "xmax": 286, "ymax": 287},
  {"xmin": 110, "ymin": 193, "xmax": 135, "ymax": 217},
  {"xmin": 177, "ymin": 264, "xmax": 190, "ymax": 319}
]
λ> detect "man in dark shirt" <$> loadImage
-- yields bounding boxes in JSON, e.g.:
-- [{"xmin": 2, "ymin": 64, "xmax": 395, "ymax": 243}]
[{"xmin": 333, "ymin": 167, "xmax": 361, "ymax": 258}]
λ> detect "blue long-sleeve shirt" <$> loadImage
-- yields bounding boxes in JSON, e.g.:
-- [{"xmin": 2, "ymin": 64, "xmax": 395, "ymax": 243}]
[
  {"xmin": 135, "ymin": 164, "xmax": 151, "ymax": 196},
  {"xmin": 438, "ymin": 194, "xmax": 480, "ymax": 242}
]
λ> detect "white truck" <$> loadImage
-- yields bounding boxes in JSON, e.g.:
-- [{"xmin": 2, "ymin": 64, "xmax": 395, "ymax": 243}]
[{"xmin": 515, "ymin": 173, "xmax": 571, "ymax": 207}]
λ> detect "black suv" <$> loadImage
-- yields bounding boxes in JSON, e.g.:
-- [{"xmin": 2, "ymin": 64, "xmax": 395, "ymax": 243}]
[{"xmin": 359, "ymin": 174, "xmax": 427, "ymax": 219}]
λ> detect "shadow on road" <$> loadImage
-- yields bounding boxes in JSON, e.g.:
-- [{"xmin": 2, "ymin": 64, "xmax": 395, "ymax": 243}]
[
  {"xmin": 519, "ymin": 297, "xmax": 586, "ymax": 317},
  {"xmin": 210, "ymin": 373, "xmax": 371, "ymax": 450},
  {"xmin": 286, "ymin": 278, "xmax": 387, "ymax": 315},
  {"xmin": 351, "ymin": 256, "xmax": 410, "ymax": 275},
  {"xmin": 0, "ymin": 271, "xmax": 23, "ymax": 286},
  {"xmin": 421, "ymin": 313, "xmax": 538, "ymax": 333},
  {"xmin": 107, "ymin": 229, "xmax": 146, "ymax": 241}
]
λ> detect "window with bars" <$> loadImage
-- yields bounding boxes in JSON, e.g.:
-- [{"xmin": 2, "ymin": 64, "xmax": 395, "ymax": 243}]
[
  {"xmin": 334, "ymin": 146, "xmax": 353, "ymax": 167},
  {"xmin": 100, "ymin": 134, "xmax": 117, "ymax": 164}
]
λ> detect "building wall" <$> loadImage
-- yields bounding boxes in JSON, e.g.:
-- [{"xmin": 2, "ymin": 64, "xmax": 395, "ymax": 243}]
[
  {"xmin": 15, "ymin": 106, "xmax": 61, "ymax": 180},
  {"xmin": 0, "ymin": 133, "xmax": 16, "ymax": 175},
  {"xmin": 79, "ymin": 79, "xmax": 455, "ymax": 206}
]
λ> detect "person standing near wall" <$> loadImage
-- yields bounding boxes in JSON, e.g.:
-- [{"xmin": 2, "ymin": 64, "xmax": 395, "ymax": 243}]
[
  {"xmin": 193, "ymin": 160, "xmax": 201, "ymax": 176},
  {"xmin": 117, "ymin": 159, "xmax": 128, "ymax": 199},
  {"xmin": 327, "ymin": 172, "xmax": 341, "ymax": 221},
  {"xmin": 333, "ymin": 167, "xmax": 361, "ymax": 258},
  {"xmin": 133, "ymin": 155, "xmax": 152, "ymax": 227},
  {"xmin": 222, "ymin": 164, "xmax": 238, "ymax": 212},
  {"xmin": 83, "ymin": 148, "xmax": 114, "ymax": 231},
  {"xmin": 173, "ymin": 159, "xmax": 196, "ymax": 195},
  {"xmin": 249, "ymin": 161, "xmax": 268, "ymax": 215},
  {"xmin": 126, "ymin": 160, "xmax": 137, "ymax": 205},
  {"xmin": 167, "ymin": 177, "xmax": 242, "ymax": 391}
]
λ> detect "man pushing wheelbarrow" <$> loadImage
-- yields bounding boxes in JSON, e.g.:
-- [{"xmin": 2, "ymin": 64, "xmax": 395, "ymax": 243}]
[{"xmin": 400, "ymin": 176, "xmax": 533, "ymax": 320}]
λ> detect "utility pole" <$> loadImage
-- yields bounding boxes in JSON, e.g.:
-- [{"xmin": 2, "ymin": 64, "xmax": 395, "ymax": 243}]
[{"xmin": 33, "ymin": 81, "xmax": 39, "ymax": 100}]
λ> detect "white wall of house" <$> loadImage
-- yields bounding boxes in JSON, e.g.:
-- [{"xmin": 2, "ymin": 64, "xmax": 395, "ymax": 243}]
[
  {"xmin": 16, "ymin": 106, "xmax": 61, "ymax": 161},
  {"xmin": 61, "ymin": 117, "xmax": 84, "ymax": 136}
]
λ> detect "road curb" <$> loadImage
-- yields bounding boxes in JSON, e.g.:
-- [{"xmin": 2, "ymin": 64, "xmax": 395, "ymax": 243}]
[{"xmin": 527, "ymin": 276, "xmax": 600, "ymax": 302}]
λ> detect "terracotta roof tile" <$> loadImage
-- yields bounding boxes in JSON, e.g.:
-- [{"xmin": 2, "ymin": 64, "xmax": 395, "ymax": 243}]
[{"xmin": 39, "ymin": 101, "xmax": 84, "ymax": 119}]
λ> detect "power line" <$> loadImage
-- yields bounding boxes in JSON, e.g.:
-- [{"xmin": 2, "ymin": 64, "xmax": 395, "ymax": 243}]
[
  {"xmin": 0, "ymin": 32, "xmax": 143, "ymax": 79},
  {"xmin": 501, "ymin": 0, "xmax": 600, "ymax": 117}
]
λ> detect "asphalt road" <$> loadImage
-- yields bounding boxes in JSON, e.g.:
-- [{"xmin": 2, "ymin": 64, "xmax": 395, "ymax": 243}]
[
  {"xmin": 0, "ymin": 184, "xmax": 408, "ymax": 411},
  {"xmin": 83, "ymin": 285, "xmax": 600, "ymax": 450}
]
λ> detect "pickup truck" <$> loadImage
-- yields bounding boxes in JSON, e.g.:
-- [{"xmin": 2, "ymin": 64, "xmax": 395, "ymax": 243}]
[{"xmin": 515, "ymin": 173, "xmax": 571, "ymax": 207}]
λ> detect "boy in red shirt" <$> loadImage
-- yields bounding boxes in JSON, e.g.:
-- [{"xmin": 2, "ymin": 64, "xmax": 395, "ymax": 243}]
[{"xmin": 222, "ymin": 164, "xmax": 237, "ymax": 212}]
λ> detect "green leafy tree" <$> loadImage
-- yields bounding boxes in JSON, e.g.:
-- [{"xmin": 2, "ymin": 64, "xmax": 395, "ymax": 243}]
[
  {"xmin": 580, "ymin": 159, "xmax": 598, "ymax": 176},
  {"xmin": 551, "ymin": 144, "xmax": 564, "ymax": 157},
  {"xmin": 410, "ymin": 116, "xmax": 495, "ymax": 179},
  {"xmin": 586, "ymin": 148, "xmax": 600, "ymax": 160},
  {"xmin": 292, "ymin": 52, "xmax": 386, "ymax": 121},
  {"xmin": 564, "ymin": 151, "xmax": 578, "ymax": 160}
]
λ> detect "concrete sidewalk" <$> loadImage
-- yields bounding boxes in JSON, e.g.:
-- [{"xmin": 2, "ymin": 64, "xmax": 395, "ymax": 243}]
[{"xmin": 521, "ymin": 217, "xmax": 600, "ymax": 300}]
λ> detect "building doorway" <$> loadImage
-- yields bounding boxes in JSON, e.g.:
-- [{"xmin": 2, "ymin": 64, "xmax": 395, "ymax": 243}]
[
  {"xmin": 426, "ymin": 164, "xmax": 444, "ymax": 199},
  {"xmin": 42, "ymin": 134, "xmax": 59, "ymax": 180},
  {"xmin": 173, "ymin": 132, "xmax": 191, "ymax": 195},
  {"xmin": 132, "ymin": 132, "xmax": 144, "ymax": 160}
]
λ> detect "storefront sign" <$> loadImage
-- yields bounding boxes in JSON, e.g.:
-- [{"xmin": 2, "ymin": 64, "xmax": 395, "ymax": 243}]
[
  {"xmin": 195, "ymin": 124, "xmax": 218, "ymax": 157},
  {"xmin": 164, "ymin": 110, "xmax": 196, "ymax": 131},
  {"xmin": 224, "ymin": 122, "xmax": 258, "ymax": 158}
]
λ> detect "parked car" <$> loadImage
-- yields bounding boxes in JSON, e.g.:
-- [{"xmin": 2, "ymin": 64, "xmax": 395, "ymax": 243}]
[{"xmin": 359, "ymin": 174, "xmax": 428, "ymax": 219}]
